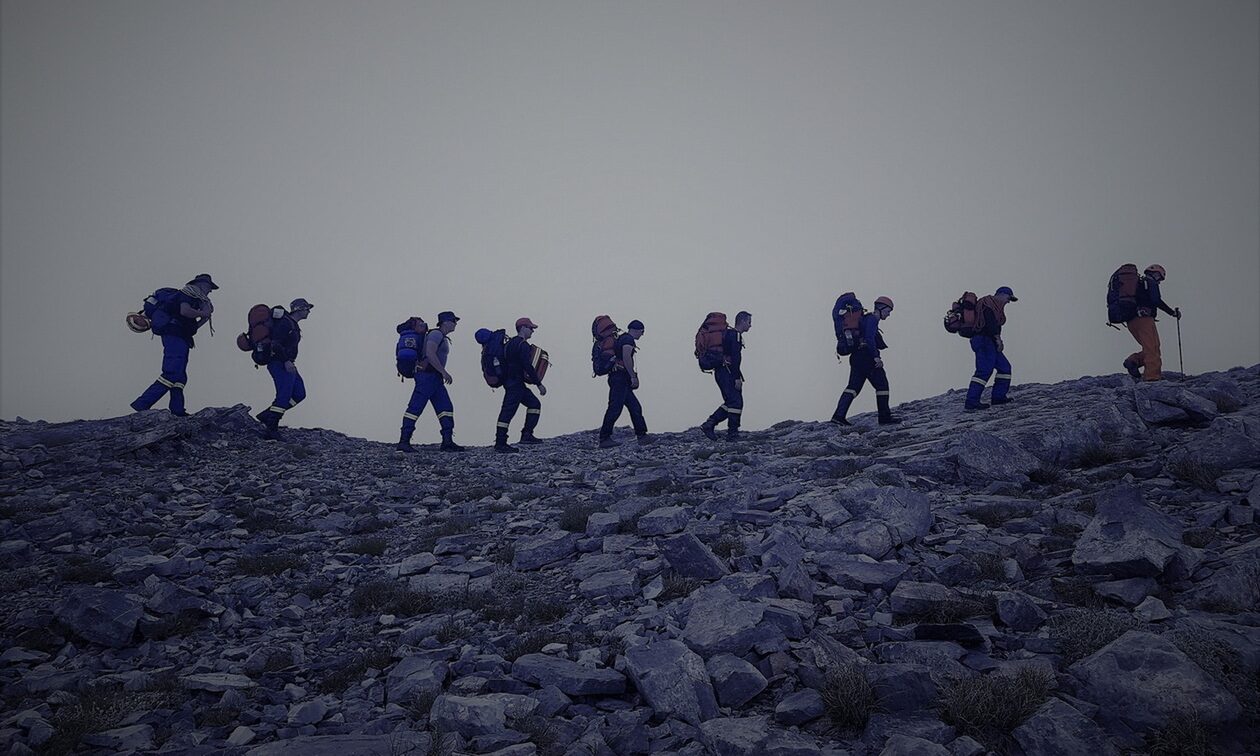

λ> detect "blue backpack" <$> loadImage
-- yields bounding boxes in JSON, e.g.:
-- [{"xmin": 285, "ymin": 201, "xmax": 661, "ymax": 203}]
[
  {"xmin": 395, "ymin": 317, "xmax": 429, "ymax": 379},
  {"xmin": 832, "ymin": 292, "xmax": 865, "ymax": 355},
  {"xmin": 142, "ymin": 288, "xmax": 184, "ymax": 336},
  {"xmin": 475, "ymin": 328, "xmax": 509, "ymax": 387}
]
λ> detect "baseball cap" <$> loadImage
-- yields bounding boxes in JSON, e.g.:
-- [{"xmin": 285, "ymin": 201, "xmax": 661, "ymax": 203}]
[
  {"xmin": 290, "ymin": 297, "xmax": 314, "ymax": 311},
  {"xmin": 515, "ymin": 317, "xmax": 539, "ymax": 330},
  {"xmin": 438, "ymin": 311, "xmax": 460, "ymax": 324},
  {"xmin": 995, "ymin": 286, "xmax": 1018, "ymax": 302}
]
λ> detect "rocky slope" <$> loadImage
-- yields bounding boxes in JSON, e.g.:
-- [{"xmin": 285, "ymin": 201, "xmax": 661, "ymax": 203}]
[{"xmin": 1, "ymin": 366, "xmax": 1259, "ymax": 755}]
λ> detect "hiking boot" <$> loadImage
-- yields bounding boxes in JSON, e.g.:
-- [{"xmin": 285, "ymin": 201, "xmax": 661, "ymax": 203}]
[
  {"xmin": 519, "ymin": 433, "xmax": 543, "ymax": 445},
  {"xmin": 1123, "ymin": 359, "xmax": 1142, "ymax": 382},
  {"xmin": 598, "ymin": 437, "xmax": 621, "ymax": 449},
  {"xmin": 263, "ymin": 425, "xmax": 283, "ymax": 441},
  {"xmin": 878, "ymin": 415, "xmax": 902, "ymax": 425},
  {"xmin": 964, "ymin": 403, "xmax": 990, "ymax": 412},
  {"xmin": 494, "ymin": 441, "xmax": 519, "ymax": 454},
  {"xmin": 636, "ymin": 434, "xmax": 655, "ymax": 446},
  {"xmin": 699, "ymin": 422, "xmax": 717, "ymax": 441},
  {"xmin": 130, "ymin": 400, "xmax": 148, "ymax": 412},
  {"xmin": 439, "ymin": 439, "xmax": 466, "ymax": 452},
  {"xmin": 395, "ymin": 442, "xmax": 415, "ymax": 453},
  {"xmin": 990, "ymin": 397, "xmax": 1012, "ymax": 405},
  {"xmin": 726, "ymin": 429, "xmax": 741, "ymax": 441},
  {"xmin": 169, "ymin": 410, "xmax": 190, "ymax": 418},
  {"xmin": 830, "ymin": 416, "xmax": 851, "ymax": 426}
]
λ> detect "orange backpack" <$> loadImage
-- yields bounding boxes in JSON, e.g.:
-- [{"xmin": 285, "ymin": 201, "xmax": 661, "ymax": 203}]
[
  {"xmin": 944, "ymin": 292, "xmax": 982, "ymax": 338},
  {"xmin": 237, "ymin": 304, "xmax": 284, "ymax": 366},
  {"xmin": 695, "ymin": 312, "xmax": 730, "ymax": 371},
  {"xmin": 591, "ymin": 315, "xmax": 620, "ymax": 376}
]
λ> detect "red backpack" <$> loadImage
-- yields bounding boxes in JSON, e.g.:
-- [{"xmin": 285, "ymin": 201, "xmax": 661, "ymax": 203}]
[
  {"xmin": 694, "ymin": 312, "xmax": 730, "ymax": 371},
  {"xmin": 943, "ymin": 292, "xmax": 982, "ymax": 338},
  {"xmin": 236, "ymin": 304, "xmax": 285, "ymax": 366},
  {"xmin": 591, "ymin": 316, "xmax": 620, "ymax": 376}
]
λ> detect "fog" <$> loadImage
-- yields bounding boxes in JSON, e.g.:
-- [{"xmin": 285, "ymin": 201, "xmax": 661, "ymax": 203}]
[{"xmin": 3, "ymin": 0, "xmax": 1257, "ymax": 445}]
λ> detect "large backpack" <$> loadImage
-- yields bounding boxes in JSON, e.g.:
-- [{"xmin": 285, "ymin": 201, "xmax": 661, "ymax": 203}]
[
  {"xmin": 236, "ymin": 304, "xmax": 285, "ymax": 366},
  {"xmin": 832, "ymin": 292, "xmax": 865, "ymax": 355},
  {"xmin": 395, "ymin": 317, "xmax": 429, "ymax": 379},
  {"xmin": 1106, "ymin": 264, "xmax": 1141, "ymax": 324},
  {"xmin": 943, "ymin": 292, "xmax": 982, "ymax": 338},
  {"xmin": 140, "ymin": 288, "xmax": 183, "ymax": 335},
  {"xmin": 475, "ymin": 328, "xmax": 510, "ymax": 388},
  {"xmin": 591, "ymin": 315, "xmax": 620, "ymax": 376},
  {"xmin": 694, "ymin": 312, "xmax": 730, "ymax": 371}
]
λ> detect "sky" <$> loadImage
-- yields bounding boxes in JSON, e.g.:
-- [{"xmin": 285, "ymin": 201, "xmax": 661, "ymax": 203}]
[{"xmin": 3, "ymin": 0, "xmax": 1258, "ymax": 446}]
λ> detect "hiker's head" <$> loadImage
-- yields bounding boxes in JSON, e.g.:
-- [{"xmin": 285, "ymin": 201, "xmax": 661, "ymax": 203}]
[
  {"xmin": 1145, "ymin": 264, "xmax": 1166, "ymax": 282},
  {"xmin": 515, "ymin": 317, "xmax": 538, "ymax": 338},
  {"xmin": 735, "ymin": 311, "xmax": 753, "ymax": 333},
  {"xmin": 995, "ymin": 286, "xmax": 1018, "ymax": 304},
  {"xmin": 187, "ymin": 273, "xmax": 218, "ymax": 296},
  {"xmin": 289, "ymin": 298, "xmax": 314, "ymax": 321},
  {"xmin": 874, "ymin": 296, "xmax": 894, "ymax": 320},
  {"xmin": 627, "ymin": 319, "xmax": 645, "ymax": 339},
  {"xmin": 438, "ymin": 311, "xmax": 460, "ymax": 333}
]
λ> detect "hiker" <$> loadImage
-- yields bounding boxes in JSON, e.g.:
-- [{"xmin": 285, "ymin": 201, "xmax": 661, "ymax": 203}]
[
  {"xmin": 964, "ymin": 286, "xmax": 1017, "ymax": 411},
  {"xmin": 130, "ymin": 274, "xmax": 218, "ymax": 417},
  {"xmin": 598, "ymin": 319, "xmax": 651, "ymax": 448},
  {"xmin": 832, "ymin": 297, "xmax": 900, "ymax": 425},
  {"xmin": 396, "ymin": 311, "xmax": 465, "ymax": 453},
  {"xmin": 494, "ymin": 318, "xmax": 548, "ymax": 453},
  {"xmin": 1122, "ymin": 265, "xmax": 1181, "ymax": 382},
  {"xmin": 699, "ymin": 311, "xmax": 752, "ymax": 440},
  {"xmin": 256, "ymin": 298, "xmax": 312, "ymax": 439}
]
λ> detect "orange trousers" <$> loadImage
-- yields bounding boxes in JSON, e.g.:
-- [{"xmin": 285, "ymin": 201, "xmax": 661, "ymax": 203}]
[{"xmin": 1125, "ymin": 316, "xmax": 1162, "ymax": 381}]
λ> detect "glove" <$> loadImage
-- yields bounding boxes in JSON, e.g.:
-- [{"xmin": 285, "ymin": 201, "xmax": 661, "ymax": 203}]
[
  {"xmin": 873, "ymin": 358, "xmax": 884, "ymax": 369},
  {"xmin": 995, "ymin": 336, "xmax": 1005, "ymax": 353},
  {"xmin": 1174, "ymin": 308, "xmax": 1182, "ymax": 320}
]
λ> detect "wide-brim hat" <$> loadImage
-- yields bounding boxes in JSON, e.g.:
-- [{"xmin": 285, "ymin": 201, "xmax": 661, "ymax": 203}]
[{"xmin": 188, "ymin": 274, "xmax": 219, "ymax": 290}]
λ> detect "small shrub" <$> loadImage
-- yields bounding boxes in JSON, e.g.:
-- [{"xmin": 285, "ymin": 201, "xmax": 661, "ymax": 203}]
[
  {"xmin": 491, "ymin": 541, "xmax": 516, "ymax": 565},
  {"xmin": 1050, "ymin": 577, "xmax": 1105, "ymax": 609},
  {"xmin": 501, "ymin": 630, "xmax": 556, "ymax": 661},
  {"xmin": 1182, "ymin": 527, "xmax": 1215, "ymax": 549},
  {"xmin": 1027, "ymin": 465, "xmax": 1065, "ymax": 486},
  {"xmin": 416, "ymin": 517, "xmax": 476, "ymax": 550},
  {"xmin": 558, "ymin": 502, "xmax": 603, "ymax": 533},
  {"xmin": 820, "ymin": 662, "xmax": 880, "ymax": 732},
  {"xmin": 1049, "ymin": 608, "xmax": 1144, "ymax": 664},
  {"xmin": 511, "ymin": 714, "xmax": 560, "ymax": 753},
  {"xmin": 403, "ymin": 690, "xmax": 437, "ymax": 722},
  {"xmin": 656, "ymin": 572, "xmax": 704, "ymax": 602},
  {"xmin": 972, "ymin": 553, "xmax": 1007, "ymax": 583},
  {"xmin": 318, "ymin": 645, "xmax": 394, "ymax": 694},
  {"xmin": 235, "ymin": 551, "xmax": 306, "ymax": 576},
  {"xmin": 58, "ymin": 555, "xmax": 112, "ymax": 584},
  {"xmin": 1167, "ymin": 458, "xmax": 1223, "ymax": 490},
  {"xmin": 710, "ymin": 534, "xmax": 745, "ymax": 559},
  {"xmin": 349, "ymin": 580, "xmax": 433, "ymax": 617},
  {"xmin": 345, "ymin": 537, "xmax": 388, "ymax": 557},
  {"xmin": 1146, "ymin": 711, "xmax": 1212, "ymax": 756},
  {"xmin": 435, "ymin": 618, "xmax": 469, "ymax": 644},
  {"xmin": 1167, "ymin": 623, "xmax": 1260, "ymax": 719},
  {"xmin": 41, "ymin": 686, "xmax": 177, "ymax": 756},
  {"xmin": 1074, "ymin": 444, "xmax": 1120, "ymax": 469},
  {"xmin": 939, "ymin": 668, "xmax": 1054, "ymax": 749}
]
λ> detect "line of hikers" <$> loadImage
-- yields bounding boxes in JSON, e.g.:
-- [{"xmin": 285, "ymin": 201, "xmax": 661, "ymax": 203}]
[{"xmin": 125, "ymin": 265, "xmax": 1181, "ymax": 448}]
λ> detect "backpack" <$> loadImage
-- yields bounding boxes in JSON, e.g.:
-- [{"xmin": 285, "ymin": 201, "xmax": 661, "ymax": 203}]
[
  {"xmin": 832, "ymin": 292, "xmax": 865, "ymax": 355},
  {"xmin": 236, "ymin": 304, "xmax": 285, "ymax": 366},
  {"xmin": 141, "ymin": 288, "xmax": 183, "ymax": 336},
  {"xmin": 591, "ymin": 315, "xmax": 620, "ymax": 376},
  {"xmin": 475, "ymin": 328, "xmax": 509, "ymax": 388},
  {"xmin": 694, "ymin": 312, "xmax": 730, "ymax": 371},
  {"xmin": 1107, "ymin": 264, "xmax": 1141, "ymax": 324},
  {"xmin": 943, "ymin": 292, "xmax": 982, "ymax": 338},
  {"xmin": 395, "ymin": 317, "xmax": 429, "ymax": 379}
]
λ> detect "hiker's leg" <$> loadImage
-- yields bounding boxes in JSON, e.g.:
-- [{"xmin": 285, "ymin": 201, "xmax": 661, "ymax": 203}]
[
  {"xmin": 834, "ymin": 355, "xmax": 869, "ymax": 420},
  {"xmin": 160, "ymin": 336, "xmax": 190, "ymax": 415},
  {"xmin": 1133, "ymin": 317, "xmax": 1163, "ymax": 380},
  {"xmin": 520, "ymin": 387, "xmax": 542, "ymax": 436},
  {"xmin": 401, "ymin": 374, "xmax": 433, "ymax": 437},
  {"xmin": 966, "ymin": 336, "xmax": 995, "ymax": 406},
  {"xmin": 599, "ymin": 373, "xmax": 628, "ymax": 439},
  {"xmin": 871, "ymin": 363, "xmax": 894, "ymax": 421},
  {"xmin": 432, "ymin": 384, "xmax": 455, "ymax": 440},
  {"xmin": 264, "ymin": 361, "xmax": 295, "ymax": 426},
  {"xmin": 134, "ymin": 336, "xmax": 182, "ymax": 410},
  {"xmin": 716, "ymin": 367, "xmax": 743, "ymax": 431},
  {"xmin": 706, "ymin": 370, "xmax": 730, "ymax": 427},
  {"xmin": 288, "ymin": 370, "xmax": 306, "ymax": 409},
  {"xmin": 625, "ymin": 385, "xmax": 648, "ymax": 436},
  {"xmin": 496, "ymin": 383, "xmax": 523, "ymax": 444},
  {"xmin": 992, "ymin": 351, "xmax": 1012, "ymax": 401},
  {"xmin": 1124, "ymin": 320, "xmax": 1146, "ymax": 373}
]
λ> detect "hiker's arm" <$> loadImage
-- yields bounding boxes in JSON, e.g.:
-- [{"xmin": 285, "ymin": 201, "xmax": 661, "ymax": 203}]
[
  {"xmin": 425, "ymin": 337, "xmax": 451, "ymax": 384},
  {"xmin": 726, "ymin": 331, "xmax": 743, "ymax": 381},
  {"xmin": 180, "ymin": 301, "xmax": 211, "ymax": 319},
  {"xmin": 622, "ymin": 344, "xmax": 637, "ymax": 386},
  {"xmin": 1157, "ymin": 300, "xmax": 1178, "ymax": 317},
  {"xmin": 863, "ymin": 317, "xmax": 881, "ymax": 363},
  {"xmin": 519, "ymin": 340, "xmax": 540, "ymax": 385}
]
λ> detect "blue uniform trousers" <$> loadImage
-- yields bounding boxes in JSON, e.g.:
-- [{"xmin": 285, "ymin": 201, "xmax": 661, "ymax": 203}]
[
  {"xmin": 496, "ymin": 381, "xmax": 541, "ymax": 442},
  {"xmin": 401, "ymin": 371, "xmax": 455, "ymax": 441},
  {"xmin": 833, "ymin": 350, "xmax": 892, "ymax": 421},
  {"xmin": 265, "ymin": 361, "xmax": 307, "ymax": 425},
  {"xmin": 705, "ymin": 367, "xmax": 743, "ymax": 431},
  {"xmin": 965, "ymin": 335, "xmax": 1011, "ymax": 406},
  {"xmin": 600, "ymin": 371, "xmax": 647, "ymax": 439},
  {"xmin": 132, "ymin": 335, "xmax": 190, "ymax": 414}
]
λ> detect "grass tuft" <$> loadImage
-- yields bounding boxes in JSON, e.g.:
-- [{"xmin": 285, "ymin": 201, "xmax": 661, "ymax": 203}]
[
  {"xmin": 349, "ymin": 580, "xmax": 433, "ymax": 617},
  {"xmin": 819, "ymin": 662, "xmax": 880, "ymax": 732},
  {"xmin": 939, "ymin": 668, "xmax": 1054, "ymax": 750},
  {"xmin": 656, "ymin": 572, "xmax": 704, "ymax": 602},
  {"xmin": 1146, "ymin": 711, "xmax": 1213, "ymax": 756},
  {"xmin": 557, "ymin": 502, "xmax": 603, "ymax": 533},
  {"xmin": 345, "ymin": 536, "xmax": 388, "ymax": 557},
  {"xmin": 1167, "ymin": 458, "xmax": 1224, "ymax": 490},
  {"xmin": 1048, "ymin": 608, "xmax": 1144, "ymax": 664}
]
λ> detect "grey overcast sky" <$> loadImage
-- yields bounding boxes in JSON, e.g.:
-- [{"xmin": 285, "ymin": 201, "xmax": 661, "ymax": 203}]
[{"xmin": 3, "ymin": 0, "xmax": 1258, "ymax": 446}]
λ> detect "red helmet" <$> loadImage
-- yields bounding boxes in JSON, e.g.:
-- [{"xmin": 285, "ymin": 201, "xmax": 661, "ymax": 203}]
[
  {"xmin": 1145, "ymin": 264, "xmax": 1166, "ymax": 279},
  {"xmin": 874, "ymin": 296, "xmax": 894, "ymax": 311}
]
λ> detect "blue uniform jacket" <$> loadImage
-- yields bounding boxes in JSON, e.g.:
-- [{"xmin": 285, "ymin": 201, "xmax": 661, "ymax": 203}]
[
  {"xmin": 1137, "ymin": 280, "xmax": 1177, "ymax": 316},
  {"xmin": 505, "ymin": 336, "xmax": 542, "ymax": 384},
  {"xmin": 271, "ymin": 315, "xmax": 302, "ymax": 362},
  {"xmin": 859, "ymin": 313, "xmax": 887, "ymax": 360},
  {"xmin": 722, "ymin": 329, "xmax": 744, "ymax": 380}
]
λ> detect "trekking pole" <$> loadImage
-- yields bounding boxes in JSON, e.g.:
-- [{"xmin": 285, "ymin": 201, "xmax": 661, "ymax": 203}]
[{"xmin": 1176, "ymin": 315, "xmax": 1184, "ymax": 375}]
